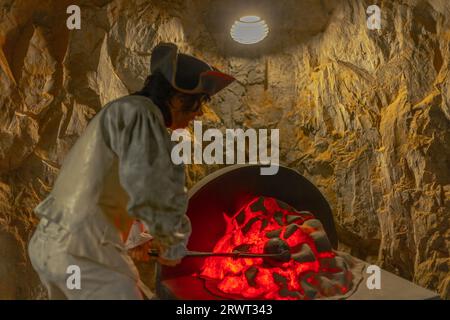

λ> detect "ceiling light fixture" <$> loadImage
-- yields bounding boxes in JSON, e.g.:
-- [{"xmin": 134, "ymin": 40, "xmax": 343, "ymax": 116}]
[{"xmin": 230, "ymin": 15, "xmax": 269, "ymax": 45}]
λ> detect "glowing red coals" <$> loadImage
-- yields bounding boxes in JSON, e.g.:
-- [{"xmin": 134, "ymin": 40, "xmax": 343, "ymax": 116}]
[{"xmin": 198, "ymin": 196, "xmax": 354, "ymax": 300}]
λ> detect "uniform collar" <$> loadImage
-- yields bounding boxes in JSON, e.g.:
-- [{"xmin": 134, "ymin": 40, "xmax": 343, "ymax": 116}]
[{"xmin": 141, "ymin": 96, "xmax": 166, "ymax": 126}]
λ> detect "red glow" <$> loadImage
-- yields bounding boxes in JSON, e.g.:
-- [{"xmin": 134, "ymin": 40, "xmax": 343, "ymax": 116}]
[{"xmin": 198, "ymin": 196, "xmax": 353, "ymax": 300}]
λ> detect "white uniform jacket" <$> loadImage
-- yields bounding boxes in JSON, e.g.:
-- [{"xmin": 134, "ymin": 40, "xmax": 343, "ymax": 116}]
[{"xmin": 33, "ymin": 95, "xmax": 191, "ymax": 280}]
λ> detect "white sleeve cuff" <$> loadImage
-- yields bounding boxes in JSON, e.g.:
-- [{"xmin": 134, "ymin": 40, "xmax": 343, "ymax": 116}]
[{"xmin": 160, "ymin": 242, "xmax": 188, "ymax": 260}]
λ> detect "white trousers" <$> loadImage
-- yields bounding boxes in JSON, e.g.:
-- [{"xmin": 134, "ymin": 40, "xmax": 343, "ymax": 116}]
[{"xmin": 28, "ymin": 218, "xmax": 146, "ymax": 300}]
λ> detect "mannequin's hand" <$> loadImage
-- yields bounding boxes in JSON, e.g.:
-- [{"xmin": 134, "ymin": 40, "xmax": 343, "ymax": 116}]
[
  {"xmin": 157, "ymin": 257, "xmax": 182, "ymax": 267},
  {"xmin": 128, "ymin": 240, "xmax": 153, "ymax": 262},
  {"xmin": 149, "ymin": 240, "xmax": 183, "ymax": 266}
]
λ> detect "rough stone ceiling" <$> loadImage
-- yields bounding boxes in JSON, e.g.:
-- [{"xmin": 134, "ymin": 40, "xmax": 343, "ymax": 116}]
[{"xmin": 183, "ymin": 0, "xmax": 337, "ymax": 57}]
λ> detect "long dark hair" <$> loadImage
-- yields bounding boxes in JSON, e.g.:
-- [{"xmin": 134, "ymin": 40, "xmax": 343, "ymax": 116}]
[
  {"xmin": 133, "ymin": 72, "xmax": 210, "ymax": 127},
  {"xmin": 133, "ymin": 72, "xmax": 176, "ymax": 126}
]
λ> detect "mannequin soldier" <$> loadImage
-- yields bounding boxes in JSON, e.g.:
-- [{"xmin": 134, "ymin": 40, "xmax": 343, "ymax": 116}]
[{"xmin": 27, "ymin": 43, "xmax": 235, "ymax": 299}]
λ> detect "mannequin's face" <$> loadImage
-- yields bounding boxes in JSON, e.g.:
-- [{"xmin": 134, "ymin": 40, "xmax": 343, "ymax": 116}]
[{"xmin": 167, "ymin": 93, "xmax": 207, "ymax": 129}]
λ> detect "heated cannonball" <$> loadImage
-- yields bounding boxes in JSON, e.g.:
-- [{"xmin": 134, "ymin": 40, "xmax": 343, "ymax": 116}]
[{"xmin": 263, "ymin": 238, "xmax": 291, "ymax": 263}]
